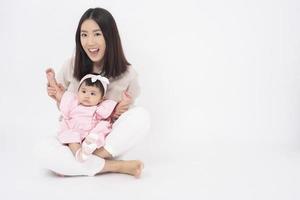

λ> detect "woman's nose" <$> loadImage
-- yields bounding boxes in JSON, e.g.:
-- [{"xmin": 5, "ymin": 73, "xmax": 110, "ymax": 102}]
[{"xmin": 87, "ymin": 36, "xmax": 95, "ymax": 45}]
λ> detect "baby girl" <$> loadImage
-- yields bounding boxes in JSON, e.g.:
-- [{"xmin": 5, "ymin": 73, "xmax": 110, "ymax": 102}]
[{"xmin": 46, "ymin": 68, "xmax": 117, "ymax": 162}]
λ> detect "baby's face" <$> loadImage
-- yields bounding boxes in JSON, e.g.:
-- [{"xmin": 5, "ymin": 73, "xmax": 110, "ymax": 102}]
[{"xmin": 78, "ymin": 83, "xmax": 103, "ymax": 106}]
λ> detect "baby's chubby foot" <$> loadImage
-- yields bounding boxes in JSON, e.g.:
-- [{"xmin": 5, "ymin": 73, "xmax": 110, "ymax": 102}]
[
  {"xmin": 82, "ymin": 133, "xmax": 100, "ymax": 155},
  {"xmin": 75, "ymin": 148, "xmax": 90, "ymax": 162}
]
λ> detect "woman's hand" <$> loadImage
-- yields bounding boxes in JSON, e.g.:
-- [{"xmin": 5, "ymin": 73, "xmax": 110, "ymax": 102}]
[
  {"xmin": 47, "ymin": 83, "xmax": 65, "ymax": 102},
  {"xmin": 113, "ymin": 91, "xmax": 132, "ymax": 118}
]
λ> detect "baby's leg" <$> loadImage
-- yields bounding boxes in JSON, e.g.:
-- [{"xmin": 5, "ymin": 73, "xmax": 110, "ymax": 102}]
[
  {"xmin": 74, "ymin": 143, "xmax": 93, "ymax": 163},
  {"xmin": 81, "ymin": 133, "xmax": 105, "ymax": 156},
  {"xmin": 68, "ymin": 143, "xmax": 81, "ymax": 156},
  {"xmin": 82, "ymin": 121, "xmax": 111, "ymax": 157},
  {"xmin": 76, "ymin": 132, "xmax": 106, "ymax": 162}
]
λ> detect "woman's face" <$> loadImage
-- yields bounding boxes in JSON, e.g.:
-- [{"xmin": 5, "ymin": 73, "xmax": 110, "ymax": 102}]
[{"xmin": 80, "ymin": 19, "xmax": 106, "ymax": 65}]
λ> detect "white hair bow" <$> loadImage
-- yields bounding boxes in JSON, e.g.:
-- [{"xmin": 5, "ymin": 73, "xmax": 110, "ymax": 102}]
[{"xmin": 79, "ymin": 74, "xmax": 110, "ymax": 93}]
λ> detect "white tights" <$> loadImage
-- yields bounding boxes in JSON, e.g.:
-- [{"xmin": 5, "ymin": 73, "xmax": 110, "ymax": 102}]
[{"xmin": 36, "ymin": 106, "xmax": 150, "ymax": 176}]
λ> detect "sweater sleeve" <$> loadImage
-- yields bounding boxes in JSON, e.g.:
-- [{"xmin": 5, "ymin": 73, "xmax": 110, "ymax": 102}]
[{"xmin": 127, "ymin": 71, "xmax": 141, "ymax": 101}]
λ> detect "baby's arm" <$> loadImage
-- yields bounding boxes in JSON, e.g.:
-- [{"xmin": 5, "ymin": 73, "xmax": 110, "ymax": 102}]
[{"xmin": 96, "ymin": 100, "xmax": 118, "ymax": 120}]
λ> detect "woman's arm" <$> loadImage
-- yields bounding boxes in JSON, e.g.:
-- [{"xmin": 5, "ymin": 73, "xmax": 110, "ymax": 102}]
[
  {"xmin": 47, "ymin": 83, "xmax": 65, "ymax": 103},
  {"xmin": 112, "ymin": 68, "xmax": 141, "ymax": 118},
  {"xmin": 46, "ymin": 57, "xmax": 74, "ymax": 104}
]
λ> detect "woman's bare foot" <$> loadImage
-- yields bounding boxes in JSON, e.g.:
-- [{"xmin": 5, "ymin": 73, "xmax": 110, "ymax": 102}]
[
  {"xmin": 101, "ymin": 160, "xmax": 144, "ymax": 178},
  {"xmin": 120, "ymin": 160, "xmax": 144, "ymax": 178}
]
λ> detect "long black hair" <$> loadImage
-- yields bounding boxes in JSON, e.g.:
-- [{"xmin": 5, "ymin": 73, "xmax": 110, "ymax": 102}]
[{"xmin": 74, "ymin": 8, "xmax": 130, "ymax": 81}]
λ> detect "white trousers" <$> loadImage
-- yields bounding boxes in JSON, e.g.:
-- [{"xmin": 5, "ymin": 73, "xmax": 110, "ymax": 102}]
[{"xmin": 35, "ymin": 106, "xmax": 150, "ymax": 176}]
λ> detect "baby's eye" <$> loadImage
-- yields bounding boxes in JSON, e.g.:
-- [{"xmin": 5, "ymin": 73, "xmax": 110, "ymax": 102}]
[
  {"xmin": 82, "ymin": 90, "xmax": 86, "ymax": 93},
  {"xmin": 91, "ymin": 92, "xmax": 95, "ymax": 96}
]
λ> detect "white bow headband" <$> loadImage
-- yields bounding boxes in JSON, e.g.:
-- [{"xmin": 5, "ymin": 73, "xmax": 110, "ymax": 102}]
[{"xmin": 79, "ymin": 74, "xmax": 109, "ymax": 93}]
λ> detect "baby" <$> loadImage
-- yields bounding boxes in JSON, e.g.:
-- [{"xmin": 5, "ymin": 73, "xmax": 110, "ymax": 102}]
[{"xmin": 46, "ymin": 68, "xmax": 117, "ymax": 162}]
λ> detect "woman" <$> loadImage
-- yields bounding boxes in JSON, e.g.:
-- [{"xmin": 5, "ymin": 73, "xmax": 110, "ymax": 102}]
[{"xmin": 40, "ymin": 7, "xmax": 150, "ymax": 177}]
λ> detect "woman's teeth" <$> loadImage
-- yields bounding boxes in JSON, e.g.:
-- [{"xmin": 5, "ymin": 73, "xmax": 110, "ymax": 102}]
[{"xmin": 89, "ymin": 48, "xmax": 99, "ymax": 53}]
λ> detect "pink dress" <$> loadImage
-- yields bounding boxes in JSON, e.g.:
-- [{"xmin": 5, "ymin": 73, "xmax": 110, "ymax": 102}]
[{"xmin": 57, "ymin": 91, "xmax": 117, "ymax": 146}]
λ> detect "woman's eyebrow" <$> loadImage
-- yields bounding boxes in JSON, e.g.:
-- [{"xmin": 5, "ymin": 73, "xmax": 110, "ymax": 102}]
[
  {"xmin": 81, "ymin": 29, "xmax": 101, "ymax": 32},
  {"xmin": 93, "ymin": 29, "xmax": 102, "ymax": 32}
]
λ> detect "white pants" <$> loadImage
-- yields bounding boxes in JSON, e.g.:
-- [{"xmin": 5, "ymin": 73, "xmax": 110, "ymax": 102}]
[{"xmin": 35, "ymin": 106, "xmax": 150, "ymax": 176}]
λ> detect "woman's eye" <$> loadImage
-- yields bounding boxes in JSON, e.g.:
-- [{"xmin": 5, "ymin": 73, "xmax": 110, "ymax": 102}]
[
  {"xmin": 95, "ymin": 32, "xmax": 102, "ymax": 36},
  {"xmin": 81, "ymin": 33, "xmax": 87, "ymax": 37}
]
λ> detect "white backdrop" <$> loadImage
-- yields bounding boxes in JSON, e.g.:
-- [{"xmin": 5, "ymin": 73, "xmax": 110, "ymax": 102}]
[{"xmin": 1, "ymin": 0, "xmax": 300, "ymax": 155}]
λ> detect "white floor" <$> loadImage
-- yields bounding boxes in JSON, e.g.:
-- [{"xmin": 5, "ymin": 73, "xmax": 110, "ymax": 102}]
[{"xmin": 1, "ymin": 139, "xmax": 300, "ymax": 200}]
